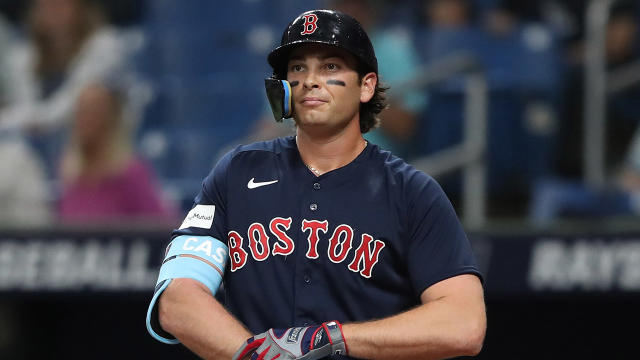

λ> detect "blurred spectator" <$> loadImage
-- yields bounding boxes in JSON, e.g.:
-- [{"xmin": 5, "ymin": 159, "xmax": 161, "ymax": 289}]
[
  {"xmin": 0, "ymin": 11, "xmax": 53, "ymax": 228},
  {"xmin": 327, "ymin": 0, "xmax": 427, "ymax": 158},
  {"xmin": 57, "ymin": 81, "xmax": 176, "ymax": 226},
  {"xmin": 482, "ymin": 1, "xmax": 562, "ymax": 93},
  {"xmin": 483, "ymin": 1, "xmax": 562, "ymax": 215},
  {"xmin": 0, "ymin": 12, "xmax": 11, "ymax": 105},
  {"xmin": 0, "ymin": 0, "xmax": 140, "ymax": 176},
  {"xmin": 554, "ymin": 3, "xmax": 640, "ymax": 180},
  {"xmin": 0, "ymin": 134, "xmax": 52, "ymax": 228},
  {"xmin": 412, "ymin": 0, "xmax": 479, "ymax": 157},
  {"xmin": 410, "ymin": 0, "xmax": 563, "ymax": 215},
  {"xmin": 530, "ymin": 2, "xmax": 640, "ymax": 225},
  {"xmin": 427, "ymin": 0, "xmax": 473, "ymax": 27}
]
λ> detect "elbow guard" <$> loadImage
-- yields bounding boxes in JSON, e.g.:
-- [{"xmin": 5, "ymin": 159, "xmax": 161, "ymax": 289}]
[{"xmin": 146, "ymin": 235, "xmax": 229, "ymax": 344}]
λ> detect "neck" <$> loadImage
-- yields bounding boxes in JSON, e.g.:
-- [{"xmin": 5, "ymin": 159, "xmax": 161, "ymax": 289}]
[
  {"xmin": 79, "ymin": 140, "xmax": 129, "ymax": 179},
  {"xmin": 296, "ymin": 121, "xmax": 367, "ymax": 176}
]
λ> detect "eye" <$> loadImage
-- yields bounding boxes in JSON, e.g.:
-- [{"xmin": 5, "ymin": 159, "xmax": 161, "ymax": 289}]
[
  {"xmin": 326, "ymin": 63, "xmax": 339, "ymax": 71},
  {"xmin": 290, "ymin": 64, "xmax": 303, "ymax": 72}
]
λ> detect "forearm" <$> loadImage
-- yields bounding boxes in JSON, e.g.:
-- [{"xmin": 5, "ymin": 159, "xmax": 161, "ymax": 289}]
[
  {"xmin": 159, "ymin": 278, "xmax": 251, "ymax": 360},
  {"xmin": 343, "ymin": 292, "xmax": 486, "ymax": 359}
]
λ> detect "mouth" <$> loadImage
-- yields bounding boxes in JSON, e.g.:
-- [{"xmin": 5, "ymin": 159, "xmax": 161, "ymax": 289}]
[{"xmin": 301, "ymin": 97, "xmax": 327, "ymax": 106}]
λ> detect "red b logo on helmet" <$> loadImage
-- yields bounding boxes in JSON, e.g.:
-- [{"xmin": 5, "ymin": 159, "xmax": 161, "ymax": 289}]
[{"xmin": 300, "ymin": 14, "xmax": 318, "ymax": 35}]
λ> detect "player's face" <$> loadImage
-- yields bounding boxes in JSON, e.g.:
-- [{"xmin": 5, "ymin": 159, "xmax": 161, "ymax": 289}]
[{"xmin": 286, "ymin": 44, "xmax": 373, "ymax": 132}]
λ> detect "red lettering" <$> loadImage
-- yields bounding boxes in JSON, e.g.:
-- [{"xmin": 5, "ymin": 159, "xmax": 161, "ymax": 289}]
[
  {"xmin": 300, "ymin": 14, "xmax": 318, "ymax": 35},
  {"xmin": 228, "ymin": 231, "xmax": 248, "ymax": 271},
  {"xmin": 348, "ymin": 234, "xmax": 386, "ymax": 278},
  {"xmin": 327, "ymin": 224, "xmax": 354, "ymax": 263},
  {"xmin": 248, "ymin": 222, "xmax": 270, "ymax": 261},
  {"xmin": 301, "ymin": 219, "xmax": 328, "ymax": 259},
  {"xmin": 270, "ymin": 217, "xmax": 294, "ymax": 256}
]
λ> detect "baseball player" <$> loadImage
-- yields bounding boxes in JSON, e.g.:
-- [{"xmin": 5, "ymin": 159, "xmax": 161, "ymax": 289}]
[{"xmin": 146, "ymin": 9, "xmax": 486, "ymax": 360}]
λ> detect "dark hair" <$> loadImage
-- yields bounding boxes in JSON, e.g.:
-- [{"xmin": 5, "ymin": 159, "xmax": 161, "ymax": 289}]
[{"xmin": 357, "ymin": 64, "xmax": 388, "ymax": 133}]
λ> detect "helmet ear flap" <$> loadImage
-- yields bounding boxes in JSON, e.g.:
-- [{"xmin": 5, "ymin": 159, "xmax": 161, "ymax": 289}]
[{"xmin": 264, "ymin": 78, "xmax": 293, "ymax": 122}]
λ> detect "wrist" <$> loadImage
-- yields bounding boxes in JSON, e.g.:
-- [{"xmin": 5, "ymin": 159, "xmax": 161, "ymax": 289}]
[
  {"xmin": 339, "ymin": 322, "xmax": 377, "ymax": 359},
  {"xmin": 324, "ymin": 321, "xmax": 349, "ymax": 356}
]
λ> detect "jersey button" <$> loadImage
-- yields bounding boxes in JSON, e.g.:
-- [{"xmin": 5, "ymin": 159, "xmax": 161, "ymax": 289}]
[
  {"xmin": 313, "ymin": 182, "xmax": 321, "ymax": 190},
  {"xmin": 304, "ymin": 274, "xmax": 311, "ymax": 284},
  {"xmin": 310, "ymin": 203, "xmax": 318, "ymax": 211}
]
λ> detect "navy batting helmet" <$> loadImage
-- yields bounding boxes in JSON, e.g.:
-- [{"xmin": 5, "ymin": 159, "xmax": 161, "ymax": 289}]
[
  {"xmin": 268, "ymin": 9, "xmax": 378, "ymax": 79},
  {"xmin": 264, "ymin": 9, "xmax": 378, "ymax": 122}
]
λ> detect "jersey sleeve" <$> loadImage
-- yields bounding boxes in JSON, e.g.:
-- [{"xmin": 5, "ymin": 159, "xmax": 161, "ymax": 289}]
[
  {"xmin": 171, "ymin": 150, "xmax": 234, "ymax": 241},
  {"xmin": 406, "ymin": 173, "xmax": 482, "ymax": 296}
]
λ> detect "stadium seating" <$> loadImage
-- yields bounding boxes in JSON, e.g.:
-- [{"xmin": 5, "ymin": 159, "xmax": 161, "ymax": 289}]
[
  {"xmin": 128, "ymin": 1, "xmax": 567, "ymax": 213},
  {"xmin": 133, "ymin": 1, "xmax": 319, "ymax": 210},
  {"xmin": 411, "ymin": 21, "xmax": 561, "ymax": 208}
]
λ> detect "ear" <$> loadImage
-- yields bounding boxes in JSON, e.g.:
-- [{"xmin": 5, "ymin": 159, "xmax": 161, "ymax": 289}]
[{"xmin": 360, "ymin": 72, "xmax": 377, "ymax": 103}]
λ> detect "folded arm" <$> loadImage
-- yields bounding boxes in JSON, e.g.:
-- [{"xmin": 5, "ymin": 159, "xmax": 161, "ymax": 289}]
[
  {"xmin": 147, "ymin": 235, "xmax": 251, "ymax": 359},
  {"xmin": 342, "ymin": 274, "xmax": 486, "ymax": 360},
  {"xmin": 159, "ymin": 278, "xmax": 251, "ymax": 360}
]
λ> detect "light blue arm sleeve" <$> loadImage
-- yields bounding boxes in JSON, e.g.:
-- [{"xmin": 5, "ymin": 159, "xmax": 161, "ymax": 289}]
[{"xmin": 145, "ymin": 235, "xmax": 229, "ymax": 344}]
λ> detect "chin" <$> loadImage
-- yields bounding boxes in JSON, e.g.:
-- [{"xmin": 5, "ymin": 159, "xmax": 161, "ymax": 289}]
[{"xmin": 296, "ymin": 111, "xmax": 329, "ymax": 126}]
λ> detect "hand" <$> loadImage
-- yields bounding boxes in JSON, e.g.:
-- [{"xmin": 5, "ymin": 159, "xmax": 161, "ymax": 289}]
[{"xmin": 232, "ymin": 321, "xmax": 348, "ymax": 360}]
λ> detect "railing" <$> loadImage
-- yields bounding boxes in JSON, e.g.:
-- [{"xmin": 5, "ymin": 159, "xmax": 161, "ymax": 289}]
[
  {"xmin": 391, "ymin": 53, "xmax": 488, "ymax": 230},
  {"xmin": 583, "ymin": 0, "xmax": 640, "ymax": 187},
  {"xmin": 583, "ymin": 0, "xmax": 613, "ymax": 187}
]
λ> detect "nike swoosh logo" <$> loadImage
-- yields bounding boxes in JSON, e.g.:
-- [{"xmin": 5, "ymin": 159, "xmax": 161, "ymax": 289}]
[{"xmin": 247, "ymin": 178, "xmax": 279, "ymax": 189}]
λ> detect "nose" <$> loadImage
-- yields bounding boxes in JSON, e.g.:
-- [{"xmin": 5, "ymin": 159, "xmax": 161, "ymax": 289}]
[{"xmin": 303, "ymin": 69, "xmax": 320, "ymax": 89}]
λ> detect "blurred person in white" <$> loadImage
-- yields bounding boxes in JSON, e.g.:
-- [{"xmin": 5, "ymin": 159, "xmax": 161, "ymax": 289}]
[
  {"xmin": 0, "ymin": 13, "xmax": 11, "ymax": 105},
  {"xmin": 0, "ymin": 13, "xmax": 52, "ymax": 227},
  {"xmin": 0, "ymin": 0, "xmax": 136, "ymax": 134},
  {"xmin": 57, "ymin": 79, "xmax": 177, "ymax": 226},
  {"xmin": 0, "ymin": 133, "xmax": 52, "ymax": 227}
]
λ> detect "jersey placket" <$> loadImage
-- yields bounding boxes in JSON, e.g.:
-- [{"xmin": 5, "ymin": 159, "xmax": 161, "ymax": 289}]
[{"xmin": 293, "ymin": 175, "xmax": 325, "ymax": 326}]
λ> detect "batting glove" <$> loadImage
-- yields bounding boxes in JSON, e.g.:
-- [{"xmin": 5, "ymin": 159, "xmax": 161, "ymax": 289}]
[{"xmin": 232, "ymin": 321, "xmax": 348, "ymax": 360}]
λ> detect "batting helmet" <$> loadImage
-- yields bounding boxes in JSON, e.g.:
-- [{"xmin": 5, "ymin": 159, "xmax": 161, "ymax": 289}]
[{"xmin": 268, "ymin": 9, "xmax": 378, "ymax": 79}]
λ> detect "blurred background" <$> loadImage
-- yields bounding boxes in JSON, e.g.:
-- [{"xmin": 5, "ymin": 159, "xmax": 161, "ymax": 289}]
[{"xmin": 0, "ymin": 0, "xmax": 639, "ymax": 358}]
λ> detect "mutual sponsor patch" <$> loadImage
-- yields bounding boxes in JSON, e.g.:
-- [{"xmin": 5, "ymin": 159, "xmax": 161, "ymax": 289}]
[{"xmin": 179, "ymin": 205, "xmax": 215, "ymax": 229}]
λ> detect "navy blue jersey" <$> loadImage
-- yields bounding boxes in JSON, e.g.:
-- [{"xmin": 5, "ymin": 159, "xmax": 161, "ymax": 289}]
[{"xmin": 173, "ymin": 136, "xmax": 481, "ymax": 334}]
